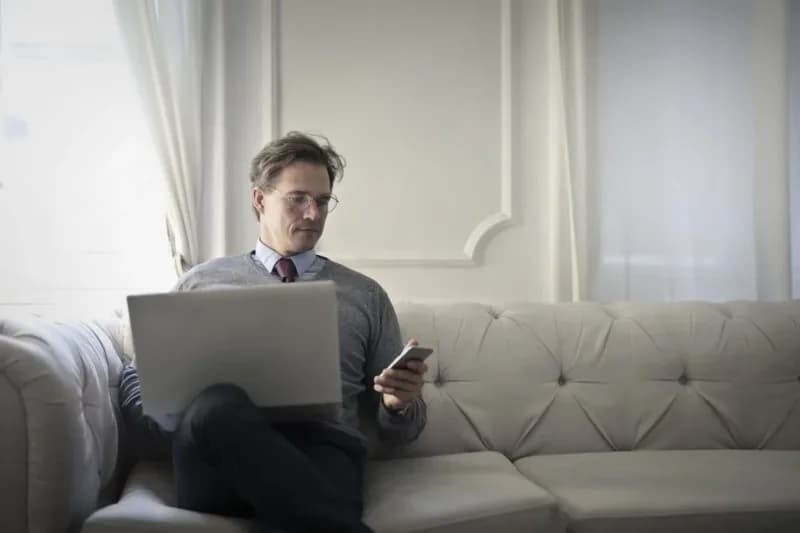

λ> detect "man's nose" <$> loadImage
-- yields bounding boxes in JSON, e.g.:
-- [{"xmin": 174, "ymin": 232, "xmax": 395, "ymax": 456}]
[{"xmin": 303, "ymin": 201, "xmax": 322, "ymax": 220}]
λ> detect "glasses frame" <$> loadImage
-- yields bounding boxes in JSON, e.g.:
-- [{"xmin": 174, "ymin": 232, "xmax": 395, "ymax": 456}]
[{"xmin": 263, "ymin": 185, "xmax": 339, "ymax": 214}]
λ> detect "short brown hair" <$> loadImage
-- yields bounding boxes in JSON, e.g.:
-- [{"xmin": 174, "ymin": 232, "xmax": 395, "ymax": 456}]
[{"xmin": 250, "ymin": 132, "xmax": 345, "ymax": 219}]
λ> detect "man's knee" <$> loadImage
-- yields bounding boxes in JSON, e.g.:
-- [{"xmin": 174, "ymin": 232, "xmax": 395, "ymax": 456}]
[{"xmin": 179, "ymin": 383, "xmax": 256, "ymax": 442}]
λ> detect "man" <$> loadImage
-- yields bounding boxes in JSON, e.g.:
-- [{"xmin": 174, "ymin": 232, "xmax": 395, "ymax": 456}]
[{"xmin": 119, "ymin": 132, "xmax": 427, "ymax": 533}]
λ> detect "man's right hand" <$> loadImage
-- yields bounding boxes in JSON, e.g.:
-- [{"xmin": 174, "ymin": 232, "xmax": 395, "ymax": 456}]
[{"xmin": 374, "ymin": 339, "xmax": 428, "ymax": 412}]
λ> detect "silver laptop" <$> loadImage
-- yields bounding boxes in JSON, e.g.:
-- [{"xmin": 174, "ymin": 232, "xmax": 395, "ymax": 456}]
[{"xmin": 126, "ymin": 281, "xmax": 341, "ymax": 430}]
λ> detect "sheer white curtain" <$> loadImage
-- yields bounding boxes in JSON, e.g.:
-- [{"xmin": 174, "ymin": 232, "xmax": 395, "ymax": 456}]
[
  {"xmin": 0, "ymin": 0, "xmax": 174, "ymax": 317},
  {"xmin": 113, "ymin": 0, "xmax": 227, "ymax": 272},
  {"xmin": 114, "ymin": 0, "xmax": 206, "ymax": 272},
  {"xmin": 114, "ymin": 0, "xmax": 268, "ymax": 272},
  {"xmin": 547, "ymin": 0, "xmax": 590, "ymax": 302},
  {"xmin": 558, "ymin": 0, "xmax": 796, "ymax": 302}
]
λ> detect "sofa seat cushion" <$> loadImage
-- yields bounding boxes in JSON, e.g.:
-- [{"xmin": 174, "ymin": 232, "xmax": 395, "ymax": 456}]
[
  {"xmin": 363, "ymin": 451, "xmax": 562, "ymax": 533},
  {"xmin": 81, "ymin": 461, "xmax": 255, "ymax": 533},
  {"xmin": 514, "ymin": 449, "xmax": 800, "ymax": 533},
  {"xmin": 84, "ymin": 452, "xmax": 560, "ymax": 533}
]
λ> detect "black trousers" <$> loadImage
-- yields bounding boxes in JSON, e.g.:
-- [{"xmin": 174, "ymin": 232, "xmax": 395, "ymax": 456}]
[{"xmin": 172, "ymin": 383, "xmax": 372, "ymax": 533}]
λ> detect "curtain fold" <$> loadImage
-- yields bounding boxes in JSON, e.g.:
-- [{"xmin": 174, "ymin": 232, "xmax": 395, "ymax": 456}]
[
  {"xmin": 540, "ymin": 0, "xmax": 586, "ymax": 302},
  {"xmin": 113, "ymin": 0, "xmax": 221, "ymax": 274},
  {"xmin": 552, "ymin": 0, "xmax": 590, "ymax": 302}
]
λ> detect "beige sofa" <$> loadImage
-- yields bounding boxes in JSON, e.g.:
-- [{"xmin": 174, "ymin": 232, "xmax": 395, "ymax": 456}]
[{"xmin": 2, "ymin": 301, "xmax": 800, "ymax": 533}]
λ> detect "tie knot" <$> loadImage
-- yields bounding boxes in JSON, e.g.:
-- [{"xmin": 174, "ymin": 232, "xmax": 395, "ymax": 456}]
[{"xmin": 274, "ymin": 257, "xmax": 298, "ymax": 282}]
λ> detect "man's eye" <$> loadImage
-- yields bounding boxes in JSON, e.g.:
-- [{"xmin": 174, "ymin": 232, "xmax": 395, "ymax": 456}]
[{"xmin": 286, "ymin": 194, "xmax": 306, "ymax": 205}]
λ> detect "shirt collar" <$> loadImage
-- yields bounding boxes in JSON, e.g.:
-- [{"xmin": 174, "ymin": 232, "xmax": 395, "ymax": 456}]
[{"xmin": 254, "ymin": 240, "xmax": 317, "ymax": 278}]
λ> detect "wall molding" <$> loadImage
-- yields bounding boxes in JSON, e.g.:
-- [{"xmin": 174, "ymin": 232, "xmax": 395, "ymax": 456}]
[{"xmin": 266, "ymin": 0, "xmax": 514, "ymax": 268}]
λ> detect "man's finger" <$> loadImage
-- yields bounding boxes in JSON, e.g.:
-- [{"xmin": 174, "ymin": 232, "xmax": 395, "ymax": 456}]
[
  {"xmin": 406, "ymin": 361, "xmax": 428, "ymax": 374},
  {"xmin": 375, "ymin": 386, "xmax": 416, "ymax": 403},
  {"xmin": 375, "ymin": 375, "xmax": 421, "ymax": 391},
  {"xmin": 378, "ymin": 390, "xmax": 417, "ymax": 405},
  {"xmin": 374, "ymin": 384, "xmax": 396, "ymax": 395},
  {"xmin": 376, "ymin": 371, "xmax": 423, "ymax": 387},
  {"xmin": 384, "ymin": 368, "xmax": 424, "ymax": 383},
  {"xmin": 374, "ymin": 374, "xmax": 425, "ymax": 387}
]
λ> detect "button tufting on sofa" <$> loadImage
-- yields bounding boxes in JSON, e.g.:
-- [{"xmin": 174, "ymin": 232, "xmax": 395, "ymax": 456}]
[{"xmin": 7, "ymin": 301, "xmax": 800, "ymax": 533}]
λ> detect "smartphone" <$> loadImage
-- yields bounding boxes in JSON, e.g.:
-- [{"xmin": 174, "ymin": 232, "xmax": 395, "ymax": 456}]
[{"xmin": 387, "ymin": 345, "xmax": 434, "ymax": 370}]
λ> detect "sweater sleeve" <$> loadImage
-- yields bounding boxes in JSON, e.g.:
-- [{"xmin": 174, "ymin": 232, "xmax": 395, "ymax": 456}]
[
  {"xmin": 119, "ymin": 364, "xmax": 173, "ymax": 461},
  {"xmin": 365, "ymin": 287, "xmax": 427, "ymax": 445}
]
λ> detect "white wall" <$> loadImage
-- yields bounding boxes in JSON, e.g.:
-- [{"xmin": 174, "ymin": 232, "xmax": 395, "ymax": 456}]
[{"xmin": 233, "ymin": 0, "xmax": 556, "ymax": 305}]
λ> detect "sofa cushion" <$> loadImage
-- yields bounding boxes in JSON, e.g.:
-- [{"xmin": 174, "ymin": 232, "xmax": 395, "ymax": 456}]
[
  {"xmin": 363, "ymin": 451, "xmax": 562, "ymax": 533},
  {"xmin": 514, "ymin": 449, "xmax": 800, "ymax": 533},
  {"xmin": 81, "ymin": 462, "xmax": 255, "ymax": 533},
  {"xmin": 84, "ymin": 452, "xmax": 561, "ymax": 533}
]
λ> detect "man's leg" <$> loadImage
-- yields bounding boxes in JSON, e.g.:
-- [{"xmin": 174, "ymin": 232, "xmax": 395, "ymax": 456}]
[
  {"xmin": 173, "ymin": 383, "xmax": 371, "ymax": 532},
  {"xmin": 280, "ymin": 423, "xmax": 370, "ymax": 531},
  {"xmin": 173, "ymin": 386, "xmax": 255, "ymax": 517}
]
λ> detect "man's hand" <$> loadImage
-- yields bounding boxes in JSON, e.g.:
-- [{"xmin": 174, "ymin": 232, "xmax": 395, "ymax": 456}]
[{"xmin": 374, "ymin": 338, "xmax": 428, "ymax": 412}]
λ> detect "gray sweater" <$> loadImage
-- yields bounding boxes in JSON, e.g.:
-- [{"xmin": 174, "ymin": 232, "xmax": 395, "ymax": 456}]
[{"xmin": 120, "ymin": 252, "xmax": 426, "ymax": 458}]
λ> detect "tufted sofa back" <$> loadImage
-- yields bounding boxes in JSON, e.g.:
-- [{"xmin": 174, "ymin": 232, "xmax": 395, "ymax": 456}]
[
  {"xmin": 387, "ymin": 301, "xmax": 800, "ymax": 460},
  {"xmin": 3, "ymin": 300, "xmax": 799, "ymax": 533}
]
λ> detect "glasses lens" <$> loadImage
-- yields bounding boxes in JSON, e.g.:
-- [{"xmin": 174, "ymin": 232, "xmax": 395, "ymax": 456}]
[
  {"xmin": 285, "ymin": 193, "xmax": 309, "ymax": 210},
  {"xmin": 326, "ymin": 195, "xmax": 339, "ymax": 213}
]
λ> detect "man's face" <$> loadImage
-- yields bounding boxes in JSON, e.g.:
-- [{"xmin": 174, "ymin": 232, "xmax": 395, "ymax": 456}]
[{"xmin": 253, "ymin": 161, "xmax": 331, "ymax": 256}]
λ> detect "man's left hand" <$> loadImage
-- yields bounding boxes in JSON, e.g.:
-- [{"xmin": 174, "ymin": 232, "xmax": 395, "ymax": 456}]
[{"xmin": 374, "ymin": 339, "xmax": 428, "ymax": 412}]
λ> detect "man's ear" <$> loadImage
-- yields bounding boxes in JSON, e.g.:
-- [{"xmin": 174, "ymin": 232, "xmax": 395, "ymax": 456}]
[{"xmin": 252, "ymin": 187, "xmax": 265, "ymax": 214}]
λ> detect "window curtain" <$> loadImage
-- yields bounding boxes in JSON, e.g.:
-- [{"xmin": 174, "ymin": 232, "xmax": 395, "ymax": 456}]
[
  {"xmin": 113, "ymin": 0, "xmax": 228, "ymax": 274},
  {"xmin": 547, "ymin": 0, "xmax": 590, "ymax": 302},
  {"xmin": 556, "ymin": 0, "xmax": 796, "ymax": 302},
  {"xmin": 790, "ymin": 0, "xmax": 800, "ymax": 296},
  {"xmin": 0, "ymin": 0, "xmax": 174, "ymax": 316}
]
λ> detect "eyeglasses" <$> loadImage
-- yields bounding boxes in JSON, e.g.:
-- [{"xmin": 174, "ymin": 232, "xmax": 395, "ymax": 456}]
[{"xmin": 264, "ymin": 185, "xmax": 339, "ymax": 213}]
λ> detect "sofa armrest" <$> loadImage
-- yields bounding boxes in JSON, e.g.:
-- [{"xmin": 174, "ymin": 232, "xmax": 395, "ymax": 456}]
[{"xmin": 0, "ymin": 318, "xmax": 124, "ymax": 533}]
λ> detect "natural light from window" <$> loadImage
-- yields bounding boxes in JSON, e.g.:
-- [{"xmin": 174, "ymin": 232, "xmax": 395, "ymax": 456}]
[{"xmin": 0, "ymin": 0, "xmax": 175, "ymax": 318}]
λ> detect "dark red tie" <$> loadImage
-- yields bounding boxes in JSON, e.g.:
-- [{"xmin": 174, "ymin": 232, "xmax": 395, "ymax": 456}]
[{"xmin": 274, "ymin": 257, "xmax": 298, "ymax": 283}]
